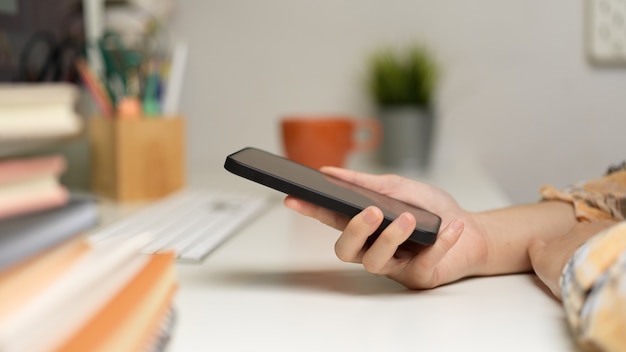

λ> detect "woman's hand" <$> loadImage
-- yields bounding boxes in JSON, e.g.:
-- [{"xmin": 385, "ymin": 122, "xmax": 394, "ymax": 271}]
[
  {"xmin": 284, "ymin": 167, "xmax": 490, "ymax": 289},
  {"xmin": 528, "ymin": 220, "xmax": 617, "ymax": 299}
]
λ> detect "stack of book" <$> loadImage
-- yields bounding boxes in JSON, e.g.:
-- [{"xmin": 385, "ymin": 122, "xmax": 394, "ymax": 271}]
[
  {"xmin": 0, "ymin": 85, "xmax": 178, "ymax": 351},
  {"xmin": 0, "ymin": 228, "xmax": 177, "ymax": 351},
  {"xmin": 0, "ymin": 84, "xmax": 83, "ymax": 157},
  {"xmin": 0, "ymin": 155, "xmax": 69, "ymax": 220},
  {"xmin": 0, "ymin": 158, "xmax": 178, "ymax": 351}
]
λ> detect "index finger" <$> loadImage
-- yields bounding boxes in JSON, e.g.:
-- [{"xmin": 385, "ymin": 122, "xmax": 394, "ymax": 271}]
[
  {"xmin": 319, "ymin": 167, "xmax": 440, "ymax": 209},
  {"xmin": 283, "ymin": 195, "xmax": 350, "ymax": 231}
]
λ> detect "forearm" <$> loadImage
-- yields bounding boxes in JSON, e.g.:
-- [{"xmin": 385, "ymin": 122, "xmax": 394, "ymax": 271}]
[{"xmin": 473, "ymin": 200, "xmax": 577, "ymax": 276}]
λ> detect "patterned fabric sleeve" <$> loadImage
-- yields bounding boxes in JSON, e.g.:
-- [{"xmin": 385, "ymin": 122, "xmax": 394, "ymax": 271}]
[
  {"xmin": 540, "ymin": 163, "xmax": 626, "ymax": 222},
  {"xmin": 540, "ymin": 162, "xmax": 626, "ymax": 351},
  {"xmin": 560, "ymin": 222, "xmax": 626, "ymax": 352}
]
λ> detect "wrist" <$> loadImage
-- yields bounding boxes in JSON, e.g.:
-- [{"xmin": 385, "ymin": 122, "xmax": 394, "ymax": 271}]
[
  {"xmin": 470, "ymin": 210, "xmax": 506, "ymax": 276},
  {"xmin": 474, "ymin": 201, "xmax": 578, "ymax": 276}
]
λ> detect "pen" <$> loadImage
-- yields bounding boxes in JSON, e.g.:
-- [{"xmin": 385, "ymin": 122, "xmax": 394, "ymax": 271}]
[{"xmin": 142, "ymin": 61, "xmax": 161, "ymax": 116}]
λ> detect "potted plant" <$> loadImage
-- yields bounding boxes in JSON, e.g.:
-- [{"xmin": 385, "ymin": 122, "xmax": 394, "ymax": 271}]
[{"xmin": 367, "ymin": 45, "xmax": 439, "ymax": 169}]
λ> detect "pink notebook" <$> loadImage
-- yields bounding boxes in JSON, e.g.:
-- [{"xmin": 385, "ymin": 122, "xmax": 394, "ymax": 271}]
[
  {"xmin": 0, "ymin": 155, "xmax": 66, "ymax": 185},
  {"xmin": 0, "ymin": 155, "xmax": 69, "ymax": 219},
  {"xmin": 0, "ymin": 184, "xmax": 69, "ymax": 220}
]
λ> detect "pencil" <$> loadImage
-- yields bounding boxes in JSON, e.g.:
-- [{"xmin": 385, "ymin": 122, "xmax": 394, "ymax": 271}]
[{"xmin": 75, "ymin": 58, "xmax": 115, "ymax": 118}]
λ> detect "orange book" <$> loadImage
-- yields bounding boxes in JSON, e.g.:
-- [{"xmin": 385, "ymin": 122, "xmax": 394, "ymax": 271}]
[
  {"xmin": 57, "ymin": 252, "xmax": 177, "ymax": 352},
  {"xmin": 132, "ymin": 285, "xmax": 177, "ymax": 351},
  {"xmin": 0, "ymin": 236, "xmax": 90, "ymax": 319},
  {"xmin": 141, "ymin": 305, "xmax": 176, "ymax": 352},
  {"xmin": 0, "ymin": 234, "xmax": 151, "ymax": 352}
]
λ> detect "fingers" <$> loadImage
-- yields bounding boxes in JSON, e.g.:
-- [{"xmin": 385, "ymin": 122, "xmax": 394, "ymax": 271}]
[
  {"xmin": 283, "ymin": 195, "xmax": 316, "ymax": 216},
  {"xmin": 336, "ymin": 208, "xmax": 465, "ymax": 289},
  {"xmin": 283, "ymin": 195, "xmax": 350, "ymax": 231},
  {"xmin": 320, "ymin": 167, "xmax": 446, "ymax": 211},
  {"xmin": 320, "ymin": 166, "xmax": 400, "ymax": 195},
  {"xmin": 334, "ymin": 206, "xmax": 384, "ymax": 263},
  {"xmin": 360, "ymin": 213, "xmax": 416, "ymax": 273},
  {"xmin": 417, "ymin": 220, "xmax": 464, "ymax": 273},
  {"xmin": 394, "ymin": 219, "xmax": 464, "ymax": 288}
]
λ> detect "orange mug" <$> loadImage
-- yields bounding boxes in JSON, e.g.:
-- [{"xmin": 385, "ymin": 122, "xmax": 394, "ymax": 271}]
[{"xmin": 280, "ymin": 115, "xmax": 382, "ymax": 169}]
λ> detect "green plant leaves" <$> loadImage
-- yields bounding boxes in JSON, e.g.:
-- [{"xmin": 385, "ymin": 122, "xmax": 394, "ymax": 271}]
[{"xmin": 368, "ymin": 46, "xmax": 438, "ymax": 109}]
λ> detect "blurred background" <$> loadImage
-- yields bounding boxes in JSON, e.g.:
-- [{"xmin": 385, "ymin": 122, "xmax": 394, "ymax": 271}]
[
  {"xmin": 3, "ymin": 0, "xmax": 626, "ymax": 204},
  {"xmin": 168, "ymin": 0, "xmax": 626, "ymax": 204}
]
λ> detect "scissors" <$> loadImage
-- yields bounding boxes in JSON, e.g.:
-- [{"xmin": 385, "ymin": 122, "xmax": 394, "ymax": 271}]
[
  {"xmin": 98, "ymin": 31, "xmax": 144, "ymax": 100},
  {"xmin": 18, "ymin": 30, "xmax": 83, "ymax": 82}
]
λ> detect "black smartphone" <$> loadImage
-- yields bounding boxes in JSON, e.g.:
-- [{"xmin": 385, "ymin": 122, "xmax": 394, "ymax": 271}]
[{"xmin": 224, "ymin": 147, "xmax": 441, "ymax": 248}]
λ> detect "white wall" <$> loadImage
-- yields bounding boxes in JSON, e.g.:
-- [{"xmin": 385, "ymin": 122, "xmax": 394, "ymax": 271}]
[{"xmin": 169, "ymin": 0, "xmax": 626, "ymax": 204}]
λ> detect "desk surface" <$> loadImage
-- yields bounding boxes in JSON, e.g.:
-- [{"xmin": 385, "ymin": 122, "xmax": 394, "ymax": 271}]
[{"xmin": 96, "ymin": 157, "xmax": 578, "ymax": 352}]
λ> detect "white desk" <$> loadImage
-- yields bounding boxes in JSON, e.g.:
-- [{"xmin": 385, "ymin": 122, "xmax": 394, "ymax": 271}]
[{"xmin": 97, "ymin": 157, "xmax": 578, "ymax": 352}]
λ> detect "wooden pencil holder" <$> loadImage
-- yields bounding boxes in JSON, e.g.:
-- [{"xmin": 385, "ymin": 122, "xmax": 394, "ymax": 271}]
[{"xmin": 89, "ymin": 117, "xmax": 186, "ymax": 202}]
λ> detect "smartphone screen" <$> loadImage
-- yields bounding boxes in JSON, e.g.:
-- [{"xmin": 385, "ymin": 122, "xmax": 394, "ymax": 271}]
[{"xmin": 224, "ymin": 147, "xmax": 441, "ymax": 246}]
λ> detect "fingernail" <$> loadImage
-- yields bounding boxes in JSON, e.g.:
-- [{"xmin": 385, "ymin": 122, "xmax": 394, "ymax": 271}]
[
  {"xmin": 448, "ymin": 219, "xmax": 464, "ymax": 233},
  {"xmin": 362, "ymin": 207, "xmax": 378, "ymax": 225},
  {"xmin": 397, "ymin": 213, "xmax": 413, "ymax": 231}
]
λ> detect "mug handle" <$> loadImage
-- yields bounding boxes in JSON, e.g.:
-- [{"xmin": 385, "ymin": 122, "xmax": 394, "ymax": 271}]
[{"xmin": 352, "ymin": 118, "xmax": 382, "ymax": 152}]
